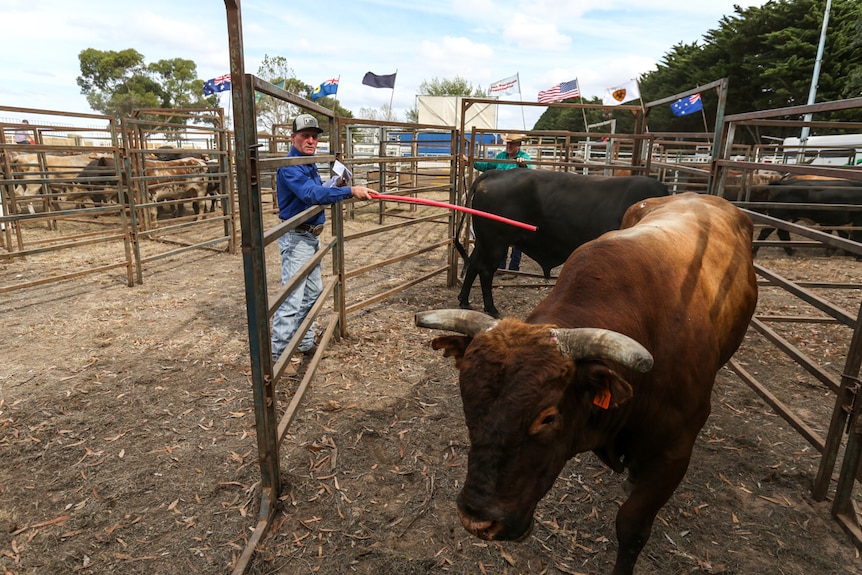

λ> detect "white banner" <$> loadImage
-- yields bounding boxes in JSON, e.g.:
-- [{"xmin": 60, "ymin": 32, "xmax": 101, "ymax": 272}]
[
  {"xmin": 489, "ymin": 74, "xmax": 519, "ymax": 96},
  {"xmin": 417, "ymin": 96, "xmax": 496, "ymax": 130}
]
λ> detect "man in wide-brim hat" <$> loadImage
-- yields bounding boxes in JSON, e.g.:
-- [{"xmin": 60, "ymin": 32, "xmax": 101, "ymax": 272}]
[
  {"xmin": 471, "ymin": 133, "xmax": 530, "ymax": 171},
  {"xmin": 465, "ymin": 132, "xmax": 532, "ymax": 272}
]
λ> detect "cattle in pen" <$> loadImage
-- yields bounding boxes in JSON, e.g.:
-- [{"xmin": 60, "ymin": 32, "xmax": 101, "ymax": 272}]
[
  {"xmin": 5, "ymin": 152, "xmax": 107, "ymax": 212},
  {"xmin": 752, "ymin": 177, "xmax": 862, "ymax": 257},
  {"xmin": 140, "ymin": 157, "xmax": 209, "ymax": 220},
  {"xmin": 457, "ymin": 169, "xmax": 668, "ymax": 318},
  {"xmin": 417, "ymin": 192, "xmax": 758, "ymax": 575},
  {"xmin": 63, "ymin": 155, "xmax": 126, "ymax": 207},
  {"xmin": 7, "ymin": 152, "xmax": 97, "ymax": 190}
]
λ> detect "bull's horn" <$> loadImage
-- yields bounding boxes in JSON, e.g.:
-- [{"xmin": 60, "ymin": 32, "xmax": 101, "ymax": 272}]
[
  {"xmin": 551, "ymin": 328, "xmax": 653, "ymax": 373},
  {"xmin": 415, "ymin": 309, "xmax": 498, "ymax": 336}
]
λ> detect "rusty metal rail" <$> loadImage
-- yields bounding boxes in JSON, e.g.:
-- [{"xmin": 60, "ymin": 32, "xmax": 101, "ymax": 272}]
[{"xmin": 718, "ymin": 97, "xmax": 862, "ymax": 552}]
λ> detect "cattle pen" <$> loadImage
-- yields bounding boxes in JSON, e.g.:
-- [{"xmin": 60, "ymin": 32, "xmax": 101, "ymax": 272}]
[
  {"xmin": 223, "ymin": 11, "xmax": 862, "ymax": 568},
  {"xmin": 2, "ymin": 7, "xmax": 862, "ymax": 575},
  {"xmin": 0, "ymin": 106, "xmax": 237, "ymax": 293}
]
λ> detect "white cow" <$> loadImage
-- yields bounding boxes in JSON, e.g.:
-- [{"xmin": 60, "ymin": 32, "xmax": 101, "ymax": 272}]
[{"xmin": 7, "ymin": 152, "xmax": 109, "ymax": 212}]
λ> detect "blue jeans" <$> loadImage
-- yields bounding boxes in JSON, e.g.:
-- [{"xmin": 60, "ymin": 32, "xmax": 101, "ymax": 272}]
[
  {"xmin": 498, "ymin": 247, "xmax": 522, "ymax": 270},
  {"xmin": 271, "ymin": 230, "xmax": 322, "ymax": 361}
]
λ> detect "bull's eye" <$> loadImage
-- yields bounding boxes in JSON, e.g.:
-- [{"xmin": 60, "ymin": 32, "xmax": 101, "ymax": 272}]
[{"xmin": 530, "ymin": 406, "xmax": 561, "ymax": 435}]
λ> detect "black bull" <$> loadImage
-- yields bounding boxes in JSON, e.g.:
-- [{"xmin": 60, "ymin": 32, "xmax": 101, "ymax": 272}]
[
  {"xmin": 64, "ymin": 156, "xmax": 124, "ymax": 205},
  {"xmin": 457, "ymin": 170, "xmax": 669, "ymax": 318},
  {"xmin": 753, "ymin": 178, "xmax": 862, "ymax": 257}
]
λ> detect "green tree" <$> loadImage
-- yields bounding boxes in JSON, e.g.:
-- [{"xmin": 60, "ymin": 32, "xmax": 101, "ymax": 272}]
[
  {"xmin": 418, "ymin": 76, "xmax": 486, "ymax": 97},
  {"xmin": 76, "ymin": 48, "xmax": 215, "ymax": 118},
  {"xmin": 405, "ymin": 76, "xmax": 487, "ymax": 122},
  {"xmin": 640, "ymin": 0, "xmax": 862, "ymax": 140},
  {"xmin": 358, "ymin": 104, "xmax": 395, "ymax": 122},
  {"xmin": 533, "ymin": 96, "xmax": 621, "ymax": 133},
  {"xmin": 255, "ymin": 55, "xmax": 305, "ymax": 134},
  {"xmin": 535, "ymin": 0, "xmax": 862, "ymax": 140},
  {"xmin": 254, "ymin": 55, "xmax": 353, "ymax": 136}
]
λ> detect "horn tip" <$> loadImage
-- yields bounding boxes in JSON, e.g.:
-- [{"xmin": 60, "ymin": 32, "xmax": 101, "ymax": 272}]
[{"xmin": 634, "ymin": 355, "xmax": 654, "ymax": 373}]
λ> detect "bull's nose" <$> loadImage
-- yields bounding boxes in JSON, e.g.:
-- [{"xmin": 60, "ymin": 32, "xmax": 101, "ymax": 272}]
[
  {"xmin": 457, "ymin": 501, "xmax": 535, "ymax": 542},
  {"xmin": 457, "ymin": 506, "xmax": 504, "ymax": 540}
]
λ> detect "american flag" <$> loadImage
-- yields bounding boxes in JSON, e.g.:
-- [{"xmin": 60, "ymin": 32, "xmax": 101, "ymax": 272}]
[{"xmin": 538, "ymin": 79, "xmax": 580, "ymax": 104}]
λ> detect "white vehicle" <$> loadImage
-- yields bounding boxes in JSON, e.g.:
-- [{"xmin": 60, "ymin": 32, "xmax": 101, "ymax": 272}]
[{"xmin": 781, "ymin": 133, "xmax": 862, "ymax": 166}]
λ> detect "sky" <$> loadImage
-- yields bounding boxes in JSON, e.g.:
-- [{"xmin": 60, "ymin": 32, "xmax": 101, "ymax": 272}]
[{"xmin": 0, "ymin": 0, "xmax": 768, "ymax": 130}]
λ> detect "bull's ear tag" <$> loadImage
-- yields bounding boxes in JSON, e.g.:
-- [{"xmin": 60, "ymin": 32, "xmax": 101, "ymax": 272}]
[{"xmin": 593, "ymin": 388, "xmax": 611, "ymax": 409}]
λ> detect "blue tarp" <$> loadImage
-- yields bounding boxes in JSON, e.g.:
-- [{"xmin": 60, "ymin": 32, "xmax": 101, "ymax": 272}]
[{"xmin": 388, "ymin": 132, "xmax": 499, "ymax": 156}]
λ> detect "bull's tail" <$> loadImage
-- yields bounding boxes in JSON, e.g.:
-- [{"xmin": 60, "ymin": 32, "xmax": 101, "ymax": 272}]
[
  {"xmin": 453, "ymin": 178, "xmax": 478, "ymax": 262},
  {"xmin": 454, "ymin": 228, "xmax": 469, "ymax": 262}
]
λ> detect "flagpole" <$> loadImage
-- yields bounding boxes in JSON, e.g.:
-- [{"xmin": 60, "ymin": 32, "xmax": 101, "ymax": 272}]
[
  {"xmin": 800, "ymin": 0, "xmax": 831, "ymax": 147},
  {"xmin": 387, "ymin": 69, "xmax": 398, "ymax": 121},
  {"xmin": 577, "ymin": 77, "xmax": 588, "ymax": 132},
  {"xmin": 223, "ymin": 91, "xmax": 232, "ymax": 131},
  {"xmin": 334, "ymin": 75, "xmax": 341, "ymax": 111},
  {"xmin": 517, "ymin": 73, "xmax": 526, "ymax": 131}
]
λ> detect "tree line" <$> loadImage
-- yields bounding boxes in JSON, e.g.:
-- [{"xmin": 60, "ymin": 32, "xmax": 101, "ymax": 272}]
[{"xmin": 535, "ymin": 0, "xmax": 862, "ymax": 140}]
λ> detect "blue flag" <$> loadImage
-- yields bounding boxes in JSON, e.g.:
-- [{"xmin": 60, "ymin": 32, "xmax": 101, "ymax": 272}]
[
  {"xmin": 311, "ymin": 78, "xmax": 339, "ymax": 101},
  {"xmin": 203, "ymin": 74, "xmax": 231, "ymax": 96},
  {"xmin": 670, "ymin": 93, "xmax": 703, "ymax": 117},
  {"xmin": 362, "ymin": 71, "xmax": 396, "ymax": 89}
]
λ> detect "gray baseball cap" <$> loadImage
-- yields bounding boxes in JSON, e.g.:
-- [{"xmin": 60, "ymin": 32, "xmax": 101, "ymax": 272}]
[{"xmin": 292, "ymin": 114, "xmax": 324, "ymax": 133}]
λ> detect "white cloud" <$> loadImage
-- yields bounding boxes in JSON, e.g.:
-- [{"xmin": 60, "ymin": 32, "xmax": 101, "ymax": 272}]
[
  {"xmin": 501, "ymin": 14, "xmax": 570, "ymax": 51},
  {"xmin": 0, "ymin": 0, "xmax": 770, "ymax": 128},
  {"xmin": 418, "ymin": 37, "xmax": 494, "ymax": 79}
]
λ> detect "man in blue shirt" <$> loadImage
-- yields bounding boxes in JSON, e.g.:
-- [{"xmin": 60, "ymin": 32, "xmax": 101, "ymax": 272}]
[
  {"xmin": 271, "ymin": 114, "xmax": 374, "ymax": 362},
  {"xmin": 468, "ymin": 133, "xmax": 531, "ymax": 272}
]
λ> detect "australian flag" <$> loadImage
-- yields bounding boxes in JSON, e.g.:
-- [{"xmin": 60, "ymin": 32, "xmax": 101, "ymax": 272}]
[
  {"xmin": 311, "ymin": 78, "xmax": 339, "ymax": 101},
  {"xmin": 203, "ymin": 74, "xmax": 231, "ymax": 96},
  {"xmin": 670, "ymin": 93, "xmax": 703, "ymax": 117}
]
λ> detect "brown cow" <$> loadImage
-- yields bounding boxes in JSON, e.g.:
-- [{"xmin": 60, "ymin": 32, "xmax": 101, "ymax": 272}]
[
  {"xmin": 416, "ymin": 192, "xmax": 758, "ymax": 575},
  {"xmin": 141, "ymin": 157, "xmax": 208, "ymax": 220}
]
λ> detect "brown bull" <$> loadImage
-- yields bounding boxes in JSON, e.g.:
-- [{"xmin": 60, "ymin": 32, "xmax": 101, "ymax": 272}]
[
  {"xmin": 142, "ymin": 157, "xmax": 208, "ymax": 221},
  {"xmin": 416, "ymin": 192, "xmax": 758, "ymax": 575}
]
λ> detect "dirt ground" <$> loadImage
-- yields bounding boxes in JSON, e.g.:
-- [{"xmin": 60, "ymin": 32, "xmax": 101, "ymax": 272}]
[{"xmin": 2, "ymin": 209, "xmax": 862, "ymax": 575}]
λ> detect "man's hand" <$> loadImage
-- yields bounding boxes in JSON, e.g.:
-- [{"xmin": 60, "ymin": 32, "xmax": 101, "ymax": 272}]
[{"xmin": 350, "ymin": 186, "xmax": 375, "ymax": 200}]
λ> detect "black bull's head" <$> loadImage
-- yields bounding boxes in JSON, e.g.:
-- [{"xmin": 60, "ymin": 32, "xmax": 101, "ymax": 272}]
[{"xmin": 415, "ymin": 309, "xmax": 653, "ymax": 542}]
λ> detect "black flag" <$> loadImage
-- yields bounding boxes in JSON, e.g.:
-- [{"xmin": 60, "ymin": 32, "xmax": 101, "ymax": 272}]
[{"xmin": 362, "ymin": 71, "xmax": 396, "ymax": 89}]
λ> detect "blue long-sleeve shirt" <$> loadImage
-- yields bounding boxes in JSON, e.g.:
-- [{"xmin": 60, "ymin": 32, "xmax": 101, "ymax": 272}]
[{"xmin": 276, "ymin": 147, "xmax": 353, "ymax": 225}]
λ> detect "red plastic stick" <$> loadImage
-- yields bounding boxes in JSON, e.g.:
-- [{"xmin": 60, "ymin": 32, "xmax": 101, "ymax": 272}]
[{"xmin": 367, "ymin": 192, "xmax": 537, "ymax": 232}]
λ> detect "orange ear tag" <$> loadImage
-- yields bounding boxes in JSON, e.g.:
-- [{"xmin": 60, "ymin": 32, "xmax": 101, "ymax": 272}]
[{"xmin": 593, "ymin": 388, "xmax": 611, "ymax": 409}]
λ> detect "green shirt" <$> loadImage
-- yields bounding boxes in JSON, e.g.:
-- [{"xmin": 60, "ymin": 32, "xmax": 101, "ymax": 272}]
[{"xmin": 473, "ymin": 149, "xmax": 532, "ymax": 172}]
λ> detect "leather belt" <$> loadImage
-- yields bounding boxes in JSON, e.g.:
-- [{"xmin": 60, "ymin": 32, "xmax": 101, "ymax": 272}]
[{"xmin": 296, "ymin": 223, "xmax": 324, "ymax": 236}]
